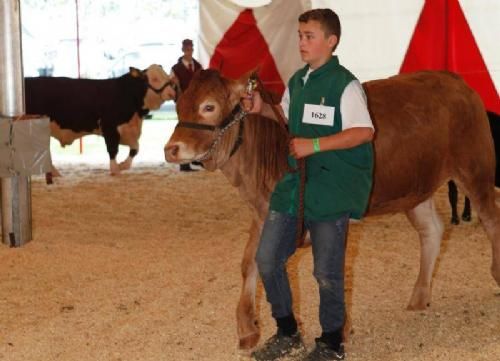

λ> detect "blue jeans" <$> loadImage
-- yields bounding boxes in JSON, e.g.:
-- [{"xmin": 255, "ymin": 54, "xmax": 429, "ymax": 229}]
[{"xmin": 255, "ymin": 210, "xmax": 349, "ymax": 333}]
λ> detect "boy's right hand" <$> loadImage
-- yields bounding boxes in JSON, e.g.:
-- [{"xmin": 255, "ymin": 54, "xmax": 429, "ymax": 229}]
[{"xmin": 241, "ymin": 91, "xmax": 263, "ymax": 114}]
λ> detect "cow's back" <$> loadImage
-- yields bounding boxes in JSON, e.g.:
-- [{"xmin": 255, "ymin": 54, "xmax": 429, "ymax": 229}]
[
  {"xmin": 363, "ymin": 71, "xmax": 492, "ymax": 215},
  {"xmin": 25, "ymin": 76, "xmax": 146, "ymax": 133}
]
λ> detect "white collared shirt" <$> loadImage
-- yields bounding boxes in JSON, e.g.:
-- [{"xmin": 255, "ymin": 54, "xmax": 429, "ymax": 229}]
[{"xmin": 280, "ymin": 78, "xmax": 374, "ymax": 130}]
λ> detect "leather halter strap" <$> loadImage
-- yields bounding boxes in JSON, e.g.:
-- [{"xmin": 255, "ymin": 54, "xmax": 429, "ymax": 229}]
[
  {"xmin": 147, "ymin": 80, "xmax": 175, "ymax": 95},
  {"xmin": 142, "ymin": 68, "xmax": 179, "ymax": 101},
  {"xmin": 175, "ymin": 104, "xmax": 247, "ymax": 163},
  {"xmin": 175, "ymin": 104, "xmax": 243, "ymax": 132}
]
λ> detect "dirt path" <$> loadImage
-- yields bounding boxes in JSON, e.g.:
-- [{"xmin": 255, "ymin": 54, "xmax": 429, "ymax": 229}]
[{"xmin": 0, "ymin": 164, "xmax": 499, "ymax": 361}]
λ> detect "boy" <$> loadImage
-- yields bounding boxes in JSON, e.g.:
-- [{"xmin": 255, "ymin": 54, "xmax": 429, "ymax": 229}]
[{"xmin": 244, "ymin": 8, "xmax": 374, "ymax": 361}]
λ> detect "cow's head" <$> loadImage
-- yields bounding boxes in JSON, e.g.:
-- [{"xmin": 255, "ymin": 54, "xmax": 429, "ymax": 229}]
[
  {"xmin": 164, "ymin": 69, "xmax": 249, "ymax": 171},
  {"xmin": 133, "ymin": 64, "xmax": 178, "ymax": 110}
]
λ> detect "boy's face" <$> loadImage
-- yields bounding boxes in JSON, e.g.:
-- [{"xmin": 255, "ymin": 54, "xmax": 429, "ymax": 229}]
[{"xmin": 298, "ymin": 20, "xmax": 337, "ymax": 69}]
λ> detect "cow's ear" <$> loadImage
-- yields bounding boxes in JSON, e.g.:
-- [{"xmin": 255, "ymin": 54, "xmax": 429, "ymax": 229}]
[
  {"xmin": 228, "ymin": 69, "xmax": 258, "ymax": 98},
  {"xmin": 129, "ymin": 67, "xmax": 143, "ymax": 78}
]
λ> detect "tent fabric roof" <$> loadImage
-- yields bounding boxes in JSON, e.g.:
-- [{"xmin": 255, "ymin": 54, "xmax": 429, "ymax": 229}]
[{"xmin": 200, "ymin": 0, "xmax": 499, "ymax": 112}]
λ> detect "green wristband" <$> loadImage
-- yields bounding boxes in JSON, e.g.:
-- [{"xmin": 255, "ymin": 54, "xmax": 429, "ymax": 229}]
[{"xmin": 312, "ymin": 138, "xmax": 321, "ymax": 153}]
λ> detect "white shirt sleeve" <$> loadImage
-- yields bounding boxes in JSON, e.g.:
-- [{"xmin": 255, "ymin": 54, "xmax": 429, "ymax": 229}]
[
  {"xmin": 340, "ymin": 80, "xmax": 374, "ymax": 131},
  {"xmin": 280, "ymin": 86, "xmax": 290, "ymax": 122}
]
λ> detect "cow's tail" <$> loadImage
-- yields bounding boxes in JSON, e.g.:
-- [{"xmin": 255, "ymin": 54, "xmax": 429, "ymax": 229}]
[{"xmin": 487, "ymin": 111, "xmax": 500, "ymax": 187}]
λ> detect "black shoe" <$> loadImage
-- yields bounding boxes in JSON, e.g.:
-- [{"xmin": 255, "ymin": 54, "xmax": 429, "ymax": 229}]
[
  {"xmin": 302, "ymin": 340, "xmax": 345, "ymax": 361},
  {"xmin": 251, "ymin": 330, "xmax": 305, "ymax": 361},
  {"xmin": 179, "ymin": 164, "xmax": 198, "ymax": 172}
]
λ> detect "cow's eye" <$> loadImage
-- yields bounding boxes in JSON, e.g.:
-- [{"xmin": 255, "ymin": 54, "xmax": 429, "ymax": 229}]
[{"xmin": 203, "ymin": 105, "xmax": 215, "ymax": 112}]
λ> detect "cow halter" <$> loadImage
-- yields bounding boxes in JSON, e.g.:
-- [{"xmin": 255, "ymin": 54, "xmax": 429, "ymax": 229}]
[
  {"xmin": 147, "ymin": 79, "xmax": 175, "ymax": 95},
  {"xmin": 147, "ymin": 79, "xmax": 178, "ymax": 100},
  {"xmin": 175, "ymin": 104, "xmax": 248, "ymax": 162},
  {"xmin": 143, "ymin": 69, "xmax": 179, "ymax": 101}
]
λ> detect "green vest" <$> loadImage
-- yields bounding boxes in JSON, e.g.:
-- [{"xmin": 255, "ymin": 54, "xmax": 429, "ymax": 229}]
[{"xmin": 269, "ymin": 56, "xmax": 374, "ymax": 221}]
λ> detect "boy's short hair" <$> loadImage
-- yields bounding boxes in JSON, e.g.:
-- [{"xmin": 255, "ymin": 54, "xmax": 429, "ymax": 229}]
[{"xmin": 299, "ymin": 8, "xmax": 341, "ymax": 42}]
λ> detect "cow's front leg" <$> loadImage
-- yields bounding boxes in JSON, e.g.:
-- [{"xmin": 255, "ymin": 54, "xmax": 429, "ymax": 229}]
[
  {"xmin": 119, "ymin": 147, "xmax": 138, "ymax": 171},
  {"xmin": 103, "ymin": 125, "xmax": 121, "ymax": 176},
  {"xmin": 117, "ymin": 114, "xmax": 143, "ymax": 171},
  {"xmin": 237, "ymin": 217, "xmax": 261, "ymax": 352},
  {"xmin": 45, "ymin": 163, "xmax": 62, "ymax": 185}
]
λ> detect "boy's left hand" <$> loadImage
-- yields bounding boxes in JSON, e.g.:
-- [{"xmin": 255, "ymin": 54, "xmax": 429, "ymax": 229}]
[{"xmin": 289, "ymin": 137, "xmax": 315, "ymax": 159}]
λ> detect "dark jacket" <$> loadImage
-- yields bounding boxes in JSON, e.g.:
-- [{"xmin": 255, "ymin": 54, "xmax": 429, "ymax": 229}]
[{"xmin": 171, "ymin": 57, "xmax": 202, "ymax": 92}]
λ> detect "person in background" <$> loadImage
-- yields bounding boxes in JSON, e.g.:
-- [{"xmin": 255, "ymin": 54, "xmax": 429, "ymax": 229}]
[{"xmin": 171, "ymin": 38, "xmax": 204, "ymax": 172}]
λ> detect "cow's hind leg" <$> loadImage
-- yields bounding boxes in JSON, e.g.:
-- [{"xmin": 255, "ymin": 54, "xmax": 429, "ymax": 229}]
[
  {"xmin": 237, "ymin": 217, "xmax": 261, "ymax": 352},
  {"xmin": 448, "ymin": 181, "xmax": 460, "ymax": 224},
  {"xmin": 119, "ymin": 147, "xmax": 138, "ymax": 171},
  {"xmin": 462, "ymin": 196, "xmax": 471, "ymax": 222},
  {"xmin": 405, "ymin": 198, "xmax": 444, "ymax": 310},
  {"xmin": 459, "ymin": 180, "xmax": 500, "ymax": 287}
]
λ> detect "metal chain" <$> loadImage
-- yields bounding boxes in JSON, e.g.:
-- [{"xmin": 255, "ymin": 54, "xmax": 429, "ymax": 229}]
[{"xmin": 195, "ymin": 109, "xmax": 248, "ymax": 162}]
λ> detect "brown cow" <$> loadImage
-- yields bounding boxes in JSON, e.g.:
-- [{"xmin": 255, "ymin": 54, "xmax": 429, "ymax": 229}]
[{"xmin": 164, "ymin": 69, "xmax": 500, "ymax": 351}]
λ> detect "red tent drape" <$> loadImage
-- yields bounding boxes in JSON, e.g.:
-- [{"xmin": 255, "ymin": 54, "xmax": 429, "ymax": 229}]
[{"xmin": 400, "ymin": 0, "xmax": 500, "ymax": 114}]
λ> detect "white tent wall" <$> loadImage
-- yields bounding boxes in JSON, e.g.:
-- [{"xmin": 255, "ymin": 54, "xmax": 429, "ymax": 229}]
[
  {"xmin": 460, "ymin": 0, "xmax": 500, "ymax": 93},
  {"xmin": 313, "ymin": 0, "xmax": 424, "ymax": 82},
  {"xmin": 314, "ymin": 0, "xmax": 500, "ymax": 87},
  {"xmin": 200, "ymin": 0, "xmax": 499, "ymax": 103}
]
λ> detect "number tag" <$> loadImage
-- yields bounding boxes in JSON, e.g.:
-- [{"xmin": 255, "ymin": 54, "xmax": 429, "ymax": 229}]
[{"xmin": 302, "ymin": 103, "xmax": 334, "ymax": 126}]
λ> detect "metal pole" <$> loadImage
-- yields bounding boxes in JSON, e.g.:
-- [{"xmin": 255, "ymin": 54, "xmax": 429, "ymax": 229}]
[
  {"xmin": 75, "ymin": 0, "xmax": 83, "ymax": 154},
  {"xmin": 0, "ymin": 0, "xmax": 32, "ymax": 247}
]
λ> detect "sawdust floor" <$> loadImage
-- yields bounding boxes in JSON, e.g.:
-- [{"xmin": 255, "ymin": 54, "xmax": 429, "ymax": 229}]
[{"xmin": 0, "ymin": 163, "xmax": 499, "ymax": 361}]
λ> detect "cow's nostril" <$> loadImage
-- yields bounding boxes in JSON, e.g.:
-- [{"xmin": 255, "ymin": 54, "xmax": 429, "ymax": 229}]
[
  {"xmin": 165, "ymin": 144, "xmax": 179, "ymax": 159},
  {"xmin": 170, "ymin": 145, "xmax": 179, "ymax": 156}
]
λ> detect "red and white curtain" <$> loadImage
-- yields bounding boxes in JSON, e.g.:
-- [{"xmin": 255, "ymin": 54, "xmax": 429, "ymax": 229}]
[{"xmin": 200, "ymin": 0, "xmax": 499, "ymax": 113}]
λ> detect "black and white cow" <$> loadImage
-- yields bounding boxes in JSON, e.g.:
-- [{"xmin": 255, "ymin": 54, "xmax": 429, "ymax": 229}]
[{"xmin": 25, "ymin": 64, "xmax": 177, "ymax": 176}]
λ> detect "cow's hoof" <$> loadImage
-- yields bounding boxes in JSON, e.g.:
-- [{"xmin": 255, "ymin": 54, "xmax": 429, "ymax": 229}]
[
  {"xmin": 407, "ymin": 286, "xmax": 431, "ymax": 310},
  {"xmin": 407, "ymin": 302, "xmax": 430, "ymax": 311},
  {"xmin": 238, "ymin": 332, "xmax": 260, "ymax": 351},
  {"xmin": 236, "ymin": 347, "xmax": 253, "ymax": 359},
  {"xmin": 461, "ymin": 214, "xmax": 472, "ymax": 222},
  {"xmin": 45, "ymin": 172, "xmax": 53, "ymax": 185},
  {"xmin": 110, "ymin": 162, "xmax": 121, "ymax": 176},
  {"xmin": 407, "ymin": 300, "xmax": 430, "ymax": 311},
  {"xmin": 450, "ymin": 216, "xmax": 459, "ymax": 225},
  {"xmin": 119, "ymin": 158, "xmax": 132, "ymax": 171}
]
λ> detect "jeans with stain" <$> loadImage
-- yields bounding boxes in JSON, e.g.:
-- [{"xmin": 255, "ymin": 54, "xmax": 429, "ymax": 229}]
[{"xmin": 255, "ymin": 210, "xmax": 349, "ymax": 333}]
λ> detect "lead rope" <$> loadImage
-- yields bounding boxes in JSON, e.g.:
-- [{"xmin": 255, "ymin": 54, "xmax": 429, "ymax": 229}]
[{"xmin": 252, "ymin": 76, "xmax": 306, "ymax": 247}]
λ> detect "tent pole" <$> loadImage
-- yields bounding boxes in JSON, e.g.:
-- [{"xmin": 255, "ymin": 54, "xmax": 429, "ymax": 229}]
[
  {"xmin": 0, "ymin": 0, "xmax": 32, "ymax": 247},
  {"xmin": 75, "ymin": 0, "xmax": 83, "ymax": 154}
]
